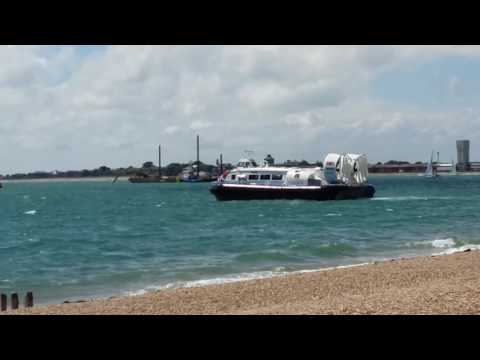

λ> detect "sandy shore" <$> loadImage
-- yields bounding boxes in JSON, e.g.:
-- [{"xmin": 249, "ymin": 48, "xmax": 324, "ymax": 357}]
[{"xmin": 3, "ymin": 250, "xmax": 480, "ymax": 315}]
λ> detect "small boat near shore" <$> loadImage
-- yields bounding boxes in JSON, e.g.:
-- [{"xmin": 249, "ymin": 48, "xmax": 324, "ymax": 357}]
[
  {"xmin": 179, "ymin": 134, "xmax": 215, "ymax": 182},
  {"xmin": 180, "ymin": 163, "xmax": 214, "ymax": 182},
  {"xmin": 129, "ymin": 175, "xmax": 179, "ymax": 183},
  {"xmin": 210, "ymin": 153, "xmax": 375, "ymax": 201}
]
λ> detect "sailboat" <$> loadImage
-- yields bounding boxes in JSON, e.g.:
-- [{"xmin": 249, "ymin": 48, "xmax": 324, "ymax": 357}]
[
  {"xmin": 180, "ymin": 135, "xmax": 213, "ymax": 182},
  {"xmin": 129, "ymin": 145, "xmax": 178, "ymax": 183},
  {"xmin": 420, "ymin": 151, "xmax": 439, "ymax": 178}
]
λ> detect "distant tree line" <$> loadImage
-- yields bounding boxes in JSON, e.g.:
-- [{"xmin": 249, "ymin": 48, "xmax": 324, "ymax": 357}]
[
  {"xmin": 0, "ymin": 161, "xmax": 235, "ymax": 180},
  {"xmin": 0, "ymin": 159, "xmax": 431, "ymax": 180},
  {"xmin": 276, "ymin": 160, "xmax": 323, "ymax": 167},
  {"xmin": 372, "ymin": 160, "xmax": 425, "ymax": 166}
]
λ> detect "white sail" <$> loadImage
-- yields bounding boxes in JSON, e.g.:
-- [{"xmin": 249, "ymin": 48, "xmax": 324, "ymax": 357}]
[
  {"xmin": 421, "ymin": 151, "xmax": 438, "ymax": 178},
  {"xmin": 425, "ymin": 153, "xmax": 433, "ymax": 177}
]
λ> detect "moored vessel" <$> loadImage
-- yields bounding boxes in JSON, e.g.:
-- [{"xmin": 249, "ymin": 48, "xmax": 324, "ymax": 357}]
[
  {"xmin": 129, "ymin": 175, "xmax": 179, "ymax": 183},
  {"xmin": 180, "ymin": 134, "xmax": 216, "ymax": 182},
  {"xmin": 210, "ymin": 153, "xmax": 375, "ymax": 201},
  {"xmin": 129, "ymin": 144, "xmax": 171, "ymax": 183},
  {"xmin": 180, "ymin": 163, "xmax": 213, "ymax": 183}
]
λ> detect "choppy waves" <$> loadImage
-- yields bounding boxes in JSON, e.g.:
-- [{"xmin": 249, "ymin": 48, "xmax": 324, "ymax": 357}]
[
  {"xmin": 372, "ymin": 196, "xmax": 458, "ymax": 201},
  {"xmin": 403, "ymin": 237, "xmax": 480, "ymax": 256},
  {"xmin": 4, "ymin": 176, "xmax": 480, "ymax": 304}
]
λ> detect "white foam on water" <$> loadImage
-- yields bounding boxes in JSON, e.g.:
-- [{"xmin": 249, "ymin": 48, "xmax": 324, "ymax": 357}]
[
  {"xmin": 431, "ymin": 238, "xmax": 456, "ymax": 248},
  {"xmin": 412, "ymin": 238, "xmax": 456, "ymax": 248},
  {"xmin": 124, "ymin": 262, "xmax": 373, "ymax": 298},
  {"xmin": 373, "ymin": 196, "xmax": 457, "ymax": 202},
  {"xmin": 296, "ymin": 262, "xmax": 371, "ymax": 273},
  {"xmin": 125, "ymin": 289, "xmax": 148, "ymax": 296},
  {"xmin": 113, "ymin": 225, "xmax": 130, "ymax": 232},
  {"xmin": 386, "ymin": 208, "xmax": 394, "ymax": 212},
  {"xmin": 325, "ymin": 213, "xmax": 342, "ymax": 217},
  {"xmin": 41, "ymin": 196, "xmax": 47, "ymax": 200},
  {"xmin": 25, "ymin": 210, "xmax": 37, "ymax": 215},
  {"xmin": 123, "ymin": 271, "xmax": 293, "ymax": 297},
  {"xmin": 183, "ymin": 271, "xmax": 287, "ymax": 288},
  {"xmin": 434, "ymin": 244, "xmax": 480, "ymax": 255},
  {"xmin": 408, "ymin": 238, "xmax": 480, "ymax": 256},
  {"xmin": 372, "ymin": 196, "xmax": 427, "ymax": 201}
]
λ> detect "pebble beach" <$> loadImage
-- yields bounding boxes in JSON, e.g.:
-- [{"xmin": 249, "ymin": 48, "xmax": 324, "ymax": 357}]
[{"xmin": 3, "ymin": 249, "xmax": 480, "ymax": 315}]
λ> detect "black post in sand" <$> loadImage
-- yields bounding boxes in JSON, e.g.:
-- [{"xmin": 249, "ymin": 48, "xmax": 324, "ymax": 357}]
[
  {"xmin": 1, "ymin": 294, "xmax": 6, "ymax": 311},
  {"xmin": 11, "ymin": 293, "xmax": 19, "ymax": 310},
  {"xmin": 25, "ymin": 292, "xmax": 34, "ymax": 308}
]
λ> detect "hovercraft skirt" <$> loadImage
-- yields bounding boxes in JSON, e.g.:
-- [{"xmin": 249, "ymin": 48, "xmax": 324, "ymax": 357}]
[{"xmin": 210, "ymin": 184, "xmax": 375, "ymax": 201}]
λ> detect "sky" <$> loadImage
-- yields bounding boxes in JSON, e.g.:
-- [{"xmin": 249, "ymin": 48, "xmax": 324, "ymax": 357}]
[{"xmin": 1, "ymin": 45, "xmax": 480, "ymax": 174}]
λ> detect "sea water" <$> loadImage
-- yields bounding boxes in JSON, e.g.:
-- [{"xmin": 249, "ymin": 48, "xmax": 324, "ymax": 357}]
[{"xmin": 1, "ymin": 175, "xmax": 480, "ymax": 304}]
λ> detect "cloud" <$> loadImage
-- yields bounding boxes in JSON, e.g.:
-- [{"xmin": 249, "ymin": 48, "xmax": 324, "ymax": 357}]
[
  {"xmin": 190, "ymin": 120, "xmax": 212, "ymax": 130},
  {"xmin": 447, "ymin": 75, "xmax": 464, "ymax": 97},
  {"xmin": 164, "ymin": 126, "xmax": 180, "ymax": 134},
  {"xmin": 1, "ymin": 45, "xmax": 480, "ymax": 173}
]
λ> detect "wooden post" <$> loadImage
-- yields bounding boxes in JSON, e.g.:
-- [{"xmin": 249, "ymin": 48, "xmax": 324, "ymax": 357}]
[
  {"xmin": 25, "ymin": 292, "xmax": 34, "ymax": 308},
  {"xmin": 196, "ymin": 135, "xmax": 200, "ymax": 178},
  {"xmin": 158, "ymin": 145, "xmax": 162, "ymax": 178},
  {"xmin": 11, "ymin": 293, "xmax": 19, "ymax": 310},
  {"xmin": 1, "ymin": 294, "xmax": 6, "ymax": 311}
]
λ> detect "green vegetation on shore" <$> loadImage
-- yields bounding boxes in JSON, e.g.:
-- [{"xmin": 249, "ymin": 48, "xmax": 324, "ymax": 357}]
[
  {"xmin": 0, "ymin": 159, "xmax": 329, "ymax": 181},
  {"xmin": 1, "ymin": 159, "xmax": 443, "ymax": 181}
]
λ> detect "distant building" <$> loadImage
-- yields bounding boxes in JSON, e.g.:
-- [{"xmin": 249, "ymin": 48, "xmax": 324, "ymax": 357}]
[
  {"xmin": 435, "ymin": 163, "xmax": 454, "ymax": 173},
  {"xmin": 466, "ymin": 162, "xmax": 480, "ymax": 172},
  {"xmin": 369, "ymin": 162, "xmax": 453, "ymax": 174},
  {"xmin": 457, "ymin": 140, "xmax": 470, "ymax": 171},
  {"xmin": 368, "ymin": 163, "xmax": 427, "ymax": 174}
]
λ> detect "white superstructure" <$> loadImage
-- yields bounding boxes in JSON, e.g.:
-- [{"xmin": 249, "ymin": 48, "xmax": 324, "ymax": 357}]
[{"xmin": 219, "ymin": 153, "xmax": 369, "ymax": 187}]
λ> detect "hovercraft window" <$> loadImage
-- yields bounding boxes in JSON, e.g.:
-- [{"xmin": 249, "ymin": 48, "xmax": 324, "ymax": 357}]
[
  {"xmin": 272, "ymin": 174, "xmax": 283, "ymax": 180},
  {"xmin": 260, "ymin": 174, "xmax": 271, "ymax": 180},
  {"xmin": 231, "ymin": 175, "xmax": 236, "ymax": 180},
  {"xmin": 248, "ymin": 174, "xmax": 259, "ymax": 180}
]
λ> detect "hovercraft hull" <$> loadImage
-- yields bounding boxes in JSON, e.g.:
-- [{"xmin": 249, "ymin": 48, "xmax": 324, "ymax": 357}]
[{"xmin": 210, "ymin": 184, "xmax": 375, "ymax": 201}]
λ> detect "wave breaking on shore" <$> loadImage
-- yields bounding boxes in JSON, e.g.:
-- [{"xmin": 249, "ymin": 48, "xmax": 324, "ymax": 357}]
[{"xmin": 123, "ymin": 245, "xmax": 480, "ymax": 299}]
